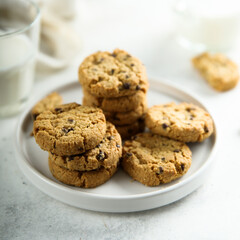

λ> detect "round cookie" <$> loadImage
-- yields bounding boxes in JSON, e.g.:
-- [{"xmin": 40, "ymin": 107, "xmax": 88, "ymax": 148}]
[
  {"xmin": 192, "ymin": 52, "xmax": 239, "ymax": 91},
  {"xmin": 82, "ymin": 89, "xmax": 146, "ymax": 113},
  {"xmin": 104, "ymin": 101, "xmax": 147, "ymax": 126},
  {"xmin": 31, "ymin": 92, "xmax": 63, "ymax": 120},
  {"xmin": 49, "ymin": 157, "xmax": 118, "ymax": 188},
  {"xmin": 49, "ymin": 122, "xmax": 122, "ymax": 171},
  {"xmin": 33, "ymin": 103, "xmax": 106, "ymax": 156},
  {"xmin": 122, "ymin": 133, "xmax": 192, "ymax": 186},
  {"xmin": 116, "ymin": 119, "xmax": 145, "ymax": 140},
  {"xmin": 78, "ymin": 49, "xmax": 148, "ymax": 98},
  {"xmin": 145, "ymin": 102, "xmax": 214, "ymax": 142}
]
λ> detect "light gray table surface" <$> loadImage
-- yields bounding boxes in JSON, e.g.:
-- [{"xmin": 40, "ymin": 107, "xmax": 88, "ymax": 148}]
[{"xmin": 1, "ymin": 1, "xmax": 240, "ymax": 239}]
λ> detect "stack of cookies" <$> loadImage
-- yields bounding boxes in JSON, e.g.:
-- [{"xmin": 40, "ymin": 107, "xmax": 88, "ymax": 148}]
[
  {"xmin": 78, "ymin": 49, "xmax": 149, "ymax": 139},
  {"xmin": 33, "ymin": 102, "xmax": 122, "ymax": 188}
]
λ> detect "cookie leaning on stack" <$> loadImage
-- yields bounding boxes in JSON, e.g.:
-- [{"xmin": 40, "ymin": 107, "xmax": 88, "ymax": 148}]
[
  {"xmin": 122, "ymin": 133, "xmax": 192, "ymax": 186},
  {"xmin": 33, "ymin": 102, "xmax": 122, "ymax": 188},
  {"xmin": 79, "ymin": 49, "xmax": 149, "ymax": 139},
  {"xmin": 145, "ymin": 102, "xmax": 214, "ymax": 142}
]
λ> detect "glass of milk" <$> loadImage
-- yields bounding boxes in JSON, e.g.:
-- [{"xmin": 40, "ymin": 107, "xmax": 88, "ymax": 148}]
[
  {"xmin": 0, "ymin": 0, "xmax": 40, "ymax": 117},
  {"xmin": 173, "ymin": 0, "xmax": 240, "ymax": 52}
]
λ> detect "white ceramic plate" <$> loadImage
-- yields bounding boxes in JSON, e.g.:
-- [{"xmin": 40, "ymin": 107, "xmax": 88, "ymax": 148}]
[{"xmin": 15, "ymin": 79, "xmax": 217, "ymax": 213}]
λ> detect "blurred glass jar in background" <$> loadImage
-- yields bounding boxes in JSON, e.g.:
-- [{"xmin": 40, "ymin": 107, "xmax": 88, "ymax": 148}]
[
  {"xmin": 0, "ymin": 0, "xmax": 40, "ymax": 117},
  {"xmin": 173, "ymin": 0, "xmax": 240, "ymax": 52}
]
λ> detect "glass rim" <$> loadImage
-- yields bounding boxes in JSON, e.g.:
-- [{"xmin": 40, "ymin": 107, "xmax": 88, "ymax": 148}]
[{"xmin": 0, "ymin": 0, "xmax": 41, "ymax": 39}]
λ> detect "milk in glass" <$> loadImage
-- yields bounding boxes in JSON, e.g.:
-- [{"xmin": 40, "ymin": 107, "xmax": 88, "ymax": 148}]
[{"xmin": 0, "ymin": 33, "xmax": 35, "ymax": 116}]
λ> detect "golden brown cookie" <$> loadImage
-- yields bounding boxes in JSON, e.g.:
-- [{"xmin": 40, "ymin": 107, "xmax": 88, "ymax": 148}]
[
  {"xmin": 49, "ymin": 122, "xmax": 122, "ymax": 171},
  {"xmin": 104, "ymin": 101, "xmax": 147, "ymax": 126},
  {"xmin": 82, "ymin": 89, "xmax": 146, "ymax": 113},
  {"xmin": 33, "ymin": 103, "xmax": 106, "ymax": 156},
  {"xmin": 122, "ymin": 133, "xmax": 192, "ymax": 186},
  {"xmin": 78, "ymin": 49, "xmax": 148, "ymax": 98},
  {"xmin": 145, "ymin": 102, "xmax": 214, "ymax": 142},
  {"xmin": 49, "ymin": 156, "xmax": 118, "ymax": 188},
  {"xmin": 192, "ymin": 52, "xmax": 239, "ymax": 91},
  {"xmin": 31, "ymin": 92, "xmax": 63, "ymax": 120},
  {"xmin": 116, "ymin": 119, "xmax": 145, "ymax": 140}
]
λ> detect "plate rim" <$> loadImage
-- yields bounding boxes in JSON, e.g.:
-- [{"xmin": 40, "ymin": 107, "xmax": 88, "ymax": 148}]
[{"xmin": 14, "ymin": 78, "xmax": 218, "ymax": 201}]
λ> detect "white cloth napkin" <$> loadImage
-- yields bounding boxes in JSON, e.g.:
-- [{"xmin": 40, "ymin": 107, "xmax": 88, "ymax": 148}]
[{"xmin": 37, "ymin": 0, "xmax": 81, "ymax": 69}]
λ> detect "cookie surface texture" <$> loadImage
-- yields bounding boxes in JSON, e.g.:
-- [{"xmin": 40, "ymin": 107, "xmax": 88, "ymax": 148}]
[
  {"xmin": 82, "ymin": 89, "xmax": 146, "ymax": 113},
  {"xmin": 31, "ymin": 92, "xmax": 63, "ymax": 120},
  {"xmin": 116, "ymin": 119, "xmax": 145, "ymax": 140},
  {"xmin": 49, "ymin": 157, "xmax": 118, "ymax": 188},
  {"xmin": 49, "ymin": 122, "xmax": 122, "ymax": 171},
  {"xmin": 78, "ymin": 49, "xmax": 148, "ymax": 97},
  {"xmin": 33, "ymin": 103, "xmax": 106, "ymax": 156},
  {"xmin": 104, "ymin": 101, "xmax": 147, "ymax": 125},
  {"xmin": 192, "ymin": 52, "xmax": 239, "ymax": 91},
  {"xmin": 122, "ymin": 133, "xmax": 192, "ymax": 186},
  {"xmin": 145, "ymin": 102, "xmax": 213, "ymax": 142}
]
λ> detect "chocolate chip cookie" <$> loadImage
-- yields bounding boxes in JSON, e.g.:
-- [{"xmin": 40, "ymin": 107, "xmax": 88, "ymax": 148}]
[
  {"xmin": 49, "ymin": 156, "xmax": 118, "ymax": 188},
  {"xmin": 145, "ymin": 102, "xmax": 214, "ymax": 142},
  {"xmin": 192, "ymin": 52, "xmax": 239, "ymax": 91},
  {"xmin": 122, "ymin": 133, "xmax": 192, "ymax": 186},
  {"xmin": 82, "ymin": 89, "xmax": 146, "ymax": 113},
  {"xmin": 33, "ymin": 103, "xmax": 106, "ymax": 156},
  {"xmin": 103, "ymin": 101, "xmax": 147, "ymax": 126},
  {"xmin": 116, "ymin": 119, "xmax": 145, "ymax": 140},
  {"xmin": 78, "ymin": 49, "xmax": 148, "ymax": 98},
  {"xmin": 31, "ymin": 92, "xmax": 63, "ymax": 120},
  {"xmin": 49, "ymin": 122, "xmax": 122, "ymax": 171}
]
